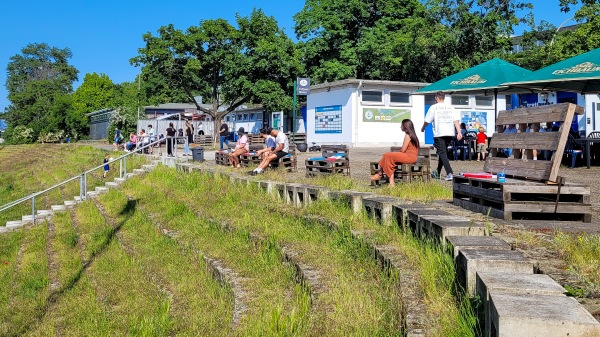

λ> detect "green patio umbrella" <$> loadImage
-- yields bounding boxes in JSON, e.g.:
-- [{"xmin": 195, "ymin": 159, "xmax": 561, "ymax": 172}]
[
  {"xmin": 415, "ymin": 58, "xmax": 533, "ymax": 95},
  {"xmin": 415, "ymin": 58, "xmax": 533, "ymax": 117},
  {"xmin": 503, "ymin": 47, "xmax": 600, "ymax": 94}
]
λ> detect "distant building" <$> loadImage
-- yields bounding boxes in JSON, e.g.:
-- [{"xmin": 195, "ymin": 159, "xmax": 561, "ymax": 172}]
[
  {"xmin": 87, "ymin": 108, "xmax": 115, "ymax": 140},
  {"xmin": 510, "ymin": 24, "xmax": 579, "ymax": 54}
]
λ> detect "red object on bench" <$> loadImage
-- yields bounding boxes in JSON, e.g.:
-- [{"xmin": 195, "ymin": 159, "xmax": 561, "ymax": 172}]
[{"xmin": 462, "ymin": 172, "xmax": 495, "ymax": 179}]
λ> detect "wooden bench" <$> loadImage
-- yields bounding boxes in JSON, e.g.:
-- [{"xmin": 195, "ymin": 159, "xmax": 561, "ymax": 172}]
[
  {"xmin": 370, "ymin": 147, "xmax": 432, "ymax": 186},
  {"xmin": 305, "ymin": 145, "xmax": 350, "ymax": 177},
  {"xmin": 193, "ymin": 134, "xmax": 213, "ymax": 147},
  {"xmin": 239, "ymin": 144, "xmax": 297, "ymax": 172},
  {"xmin": 452, "ymin": 103, "xmax": 592, "ymax": 222}
]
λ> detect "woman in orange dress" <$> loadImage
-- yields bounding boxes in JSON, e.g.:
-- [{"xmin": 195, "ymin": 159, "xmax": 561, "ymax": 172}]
[{"xmin": 371, "ymin": 119, "xmax": 420, "ymax": 187}]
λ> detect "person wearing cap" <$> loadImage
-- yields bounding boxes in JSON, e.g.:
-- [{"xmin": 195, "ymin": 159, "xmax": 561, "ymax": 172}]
[
  {"xmin": 250, "ymin": 127, "xmax": 289, "ymax": 175},
  {"xmin": 228, "ymin": 127, "xmax": 249, "ymax": 168}
]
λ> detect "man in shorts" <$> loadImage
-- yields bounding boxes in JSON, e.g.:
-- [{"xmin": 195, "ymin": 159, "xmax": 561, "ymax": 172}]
[{"xmin": 250, "ymin": 127, "xmax": 288, "ymax": 175}]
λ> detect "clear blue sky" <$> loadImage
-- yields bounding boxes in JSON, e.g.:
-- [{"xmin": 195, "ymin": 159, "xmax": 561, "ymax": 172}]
[{"xmin": 0, "ymin": 0, "xmax": 581, "ymax": 113}]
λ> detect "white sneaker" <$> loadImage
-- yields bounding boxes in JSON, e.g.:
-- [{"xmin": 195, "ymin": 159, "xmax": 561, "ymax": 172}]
[{"xmin": 445, "ymin": 173, "xmax": 454, "ymax": 181}]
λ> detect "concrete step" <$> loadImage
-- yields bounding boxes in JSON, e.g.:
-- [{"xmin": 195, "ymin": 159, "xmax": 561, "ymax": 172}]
[
  {"xmin": 5, "ymin": 220, "xmax": 23, "ymax": 229},
  {"xmin": 105, "ymin": 181, "xmax": 118, "ymax": 188},
  {"xmin": 74, "ymin": 196, "xmax": 83, "ymax": 202},
  {"xmin": 51, "ymin": 205, "xmax": 66, "ymax": 213},
  {"xmin": 141, "ymin": 164, "xmax": 155, "ymax": 172},
  {"xmin": 86, "ymin": 191, "xmax": 99, "ymax": 198},
  {"xmin": 95, "ymin": 186, "xmax": 109, "ymax": 194},
  {"xmin": 37, "ymin": 210, "xmax": 53, "ymax": 218},
  {"xmin": 133, "ymin": 169, "xmax": 145, "ymax": 175},
  {"xmin": 114, "ymin": 178, "xmax": 126, "ymax": 184},
  {"xmin": 64, "ymin": 200, "xmax": 76, "ymax": 209},
  {"xmin": 22, "ymin": 215, "xmax": 35, "ymax": 224},
  {"xmin": 125, "ymin": 173, "xmax": 135, "ymax": 179}
]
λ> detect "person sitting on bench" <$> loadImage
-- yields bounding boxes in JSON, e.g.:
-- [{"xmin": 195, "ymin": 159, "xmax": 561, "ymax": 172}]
[
  {"xmin": 371, "ymin": 119, "xmax": 419, "ymax": 187},
  {"xmin": 228, "ymin": 127, "xmax": 249, "ymax": 168},
  {"xmin": 255, "ymin": 128, "xmax": 276, "ymax": 159},
  {"xmin": 250, "ymin": 127, "xmax": 288, "ymax": 175}
]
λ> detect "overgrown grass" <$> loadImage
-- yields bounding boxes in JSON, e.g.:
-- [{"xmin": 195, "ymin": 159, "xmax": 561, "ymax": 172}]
[
  {"xmin": 121, "ymin": 174, "xmax": 310, "ymax": 335},
  {"xmin": 97, "ymin": 189, "xmax": 233, "ymax": 335},
  {"xmin": 0, "ymin": 223, "xmax": 49, "ymax": 336},
  {"xmin": 0, "ymin": 144, "xmax": 147, "ymax": 226},
  {"xmin": 304, "ymin": 198, "xmax": 479, "ymax": 337},
  {"xmin": 137, "ymin": 167, "xmax": 404, "ymax": 335},
  {"xmin": 555, "ymin": 233, "xmax": 600, "ymax": 292}
]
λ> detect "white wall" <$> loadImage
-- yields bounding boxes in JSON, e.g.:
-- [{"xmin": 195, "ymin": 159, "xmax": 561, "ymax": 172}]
[
  {"xmin": 307, "ymin": 87, "xmax": 354, "ymax": 145},
  {"xmin": 307, "ymin": 84, "xmax": 427, "ymax": 147},
  {"xmin": 583, "ymin": 94, "xmax": 600, "ymax": 135}
]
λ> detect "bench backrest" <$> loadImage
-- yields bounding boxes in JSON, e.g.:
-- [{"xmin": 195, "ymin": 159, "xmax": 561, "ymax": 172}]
[
  {"xmin": 321, "ymin": 145, "xmax": 349, "ymax": 160},
  {"xmin": 391, "ymin": 146, "xmax": 431, "ymax": 165},
  {"xmin": 484, "ymin": 102, "xmax": 583, "ymax": 183}
]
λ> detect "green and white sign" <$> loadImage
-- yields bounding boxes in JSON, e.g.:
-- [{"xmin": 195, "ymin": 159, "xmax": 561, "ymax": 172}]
[{"xmin": 362, "ymin": 108, "xmax": 410, "ymax": 123}]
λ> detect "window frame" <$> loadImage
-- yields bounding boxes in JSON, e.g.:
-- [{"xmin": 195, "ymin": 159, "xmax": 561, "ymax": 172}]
[
  {"xmin": 389, "ymin": 91, "xmax": 411, "ymax": 106},
  {"xmin": 451, "ymin": 95, "xmax": 470, "ymax": 107},
  {"xmin": 474, "ymin": 95, "xmax": 495, "ymax": 108},
  {"xmin": 361, "ymin": 89, "xmax": 384, "ymax": 105}
]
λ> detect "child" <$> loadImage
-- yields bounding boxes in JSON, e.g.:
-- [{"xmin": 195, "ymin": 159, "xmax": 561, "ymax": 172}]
[
  {"xmin": 103, "ymin": 153, "xmax": 110, "ymax": 178},
  {"xmin": 476, "ymin": 127, "xmax": 487, "ymax": 161}
]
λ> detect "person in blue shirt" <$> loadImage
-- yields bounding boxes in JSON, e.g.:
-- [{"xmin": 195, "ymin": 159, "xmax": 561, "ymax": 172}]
[
  {"xmin": 502, "ymin": 124, "xmax": 517, "ymax": 157},
  {"xmin": 103, "ymin": 153, "xmax": 110, "ymax": 178}
]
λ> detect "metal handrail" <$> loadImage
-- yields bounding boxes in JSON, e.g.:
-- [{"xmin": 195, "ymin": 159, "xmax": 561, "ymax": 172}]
[{"xmin": 0, "ymin": 136, "xmax": 189, "ymax": 224}]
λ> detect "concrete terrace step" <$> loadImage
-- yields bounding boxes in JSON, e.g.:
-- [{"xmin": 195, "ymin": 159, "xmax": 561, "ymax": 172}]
[
  {"xmin": 133, "ymin": 169, "xmax": 145, "ymax": 175},
  {"xmin": 141, "ymin": 164, "xmax": 156, "ymax": 172},
  {"xmin": 5, "ymin": 220, "xmax": 23, "ymax": 230},
  {"xmin": 64, "ymin": 200, "xmax": 76, "ymax": 209},
  {"xmin": 114, "ymin": 178, "xmax": 126, "ymax": 184},
  {"xmin": 105, "ymin": 181, "xmax": 118, "ymax": 188},
  {"xmin": 95, "ymin": 186, "xmax": 109, "ymax": 194},
  {"xmin": 37, "ymin": 210, "xmax": 53, "ymax": 218},
  {"xmin": 51, "ymin": 205, "xmax": 66, "ymax": 213}
]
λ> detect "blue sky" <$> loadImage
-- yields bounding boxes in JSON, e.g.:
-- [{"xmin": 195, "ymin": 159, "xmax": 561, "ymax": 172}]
[{"xmin": 0, "ymin": 0, "xmax": 581, "ymax": 113}]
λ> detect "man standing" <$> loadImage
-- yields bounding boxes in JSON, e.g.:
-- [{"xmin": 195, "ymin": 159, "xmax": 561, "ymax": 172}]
[
  {"xmin": 219, "ymin": 119, "xmax": 229, "ymax": 150},
  {"xmin": 250, "ymin": 127, "xmax": 289, "ymax": 175},
  {"xmin": 421, "ymin": 91, "xmax": 462, "ymax": 181},
  {"xmin": 147, "ymin": 124, "xmax": 155, "ymax": 154}
]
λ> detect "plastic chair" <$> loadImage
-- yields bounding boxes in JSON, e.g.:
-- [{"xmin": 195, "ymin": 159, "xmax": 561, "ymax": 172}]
[
  {"xmin": 587, "ymin": 131, "xmax": 600, "ymax": 139},
  {"xmin": 564, "ymin": 134, "xmax": 583, "ymax": 168}
]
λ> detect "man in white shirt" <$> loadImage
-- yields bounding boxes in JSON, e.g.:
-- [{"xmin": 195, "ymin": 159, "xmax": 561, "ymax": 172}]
[
  {"xmin": 421, "ymin": 91, "xmax": 462, "ymax": 181},
  {"xmin": 250, "ymin": 127, "xmax": 289, "ymax": 175}
]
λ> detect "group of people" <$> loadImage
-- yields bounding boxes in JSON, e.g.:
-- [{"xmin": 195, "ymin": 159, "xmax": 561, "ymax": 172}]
[
  {"xmin": 371, "ymin": 91, "xmax": 492, "ymax": 186},
  {"xmin": 112, "ymin": 120, "xmax": 198, "ymax": 157},
  {"xmin": 222, "ymin": 123, "xmax": 289, "ymax": 175}
]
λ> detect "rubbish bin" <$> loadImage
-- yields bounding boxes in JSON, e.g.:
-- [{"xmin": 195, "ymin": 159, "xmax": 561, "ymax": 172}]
[{"xmin": 191, "ymin": 146, "xmax": 204, "ymax": 162}]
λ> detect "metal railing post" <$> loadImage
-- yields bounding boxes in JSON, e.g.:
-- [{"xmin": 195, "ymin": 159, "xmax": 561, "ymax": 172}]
[
  {"xmin": 80, "ymin": 174, "xmax": 84, "ymax": 200},
  {"xmin": 120, "ymin": 158, "xmax": 123, "ymax": 178},
  {"xmin": 83, "ymin": 172, "xmax": 87, "ymax": 200},
  {"xmin": 32, "ymin": 195, "xmax": 35, "ymax": 224},
  {"xmin": 124, "ymin": 157, "xmax": 127, "ymax": 176}
]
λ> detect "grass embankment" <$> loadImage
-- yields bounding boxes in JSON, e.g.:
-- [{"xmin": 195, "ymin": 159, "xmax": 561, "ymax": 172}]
[
  {"xmin": 133, "ymin": 167, "xmax": 403, "ymax": 335},
  {"xmin": 219, "ymin": 166, "xmax": 453, "ymax": 202},
  {"xmin": 0, "ymin": 144, "xmax": 146, "ymax": 226}
]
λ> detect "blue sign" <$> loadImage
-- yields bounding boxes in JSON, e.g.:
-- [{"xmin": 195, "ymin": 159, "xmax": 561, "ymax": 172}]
[
  {"xmin": 297, "ymin": 78, "xmax": 310, "ymax": 95},
  {"xmin": 315, "ymin": 105, "xmax": 342, "ymax": 134}
]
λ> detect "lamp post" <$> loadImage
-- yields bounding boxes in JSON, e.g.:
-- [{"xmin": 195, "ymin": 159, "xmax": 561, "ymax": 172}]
[{"xmin": 550, "ymin": 17, "xmax": 575, "ymax": 47}]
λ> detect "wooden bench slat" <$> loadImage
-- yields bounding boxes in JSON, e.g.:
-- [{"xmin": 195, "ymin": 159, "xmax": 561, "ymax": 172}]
[
  {"xmin": 491, "ymin": 132, "xmax": 561, "ymax": 150},
  {"xmin": 496, "ymin": 103, "xmax": 583, "ymax": 125},
  {"xmin": 483, "ymin": 157, "xmax": 552, "ymax": 181}
]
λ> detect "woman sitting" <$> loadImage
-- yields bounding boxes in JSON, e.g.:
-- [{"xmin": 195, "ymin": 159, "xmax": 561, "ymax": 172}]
[
  {"xmin": 228, "ymin": 127, "xmax": 249, "ymax": 168},
  {"xmin": 371, "ymin": 119, "xmax": 420, "ymax": 187},
  {"xmin": 125, "ymin": 132, "xmax": 137, "ymax": 152}
]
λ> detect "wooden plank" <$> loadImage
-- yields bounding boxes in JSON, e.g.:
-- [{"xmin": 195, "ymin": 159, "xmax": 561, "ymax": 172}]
[
  {"xmin": 496, "ymin": 103, "xmax": 584, "ymax": 125},
  {"xmin": 548, "ymin": 104, "xmax": 577, "ymax": 183},
  {"xmin": 453, "ymin": 184, "xmax": 504, "ymax": 203},
  {"xmin": 502, "ymin": 184, "xmax": 590, "ymax": 195},
  {"xmin": 491, "ymin": 132, "xmax": 560, "ymax": 151},
  {"xmin": 503, "ymin": 202, "xmax": 592, "ymax": 214},
  {"xmin": 483, "ymin": 157, "xmax": 552, "ymax": 180},
  {"xmin": 452, "ymin": 198, "xmax": 506, "ymax": 220}
]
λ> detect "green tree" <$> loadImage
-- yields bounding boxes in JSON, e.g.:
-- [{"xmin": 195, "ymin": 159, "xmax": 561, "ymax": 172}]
[
  {"xmin": 294, "ymin": 0, "xmax": 533, "ymax": 84},
  {"xmin": 4, "ymin": 43, "xmax": 78, "ymax": 143},
  {"xmin": 132, "ymin": 9, "xmax": 300, "ymax": 140},
  {"xmin": 70, "ymin": 73, "xmax": 120, "ymax": 138}
]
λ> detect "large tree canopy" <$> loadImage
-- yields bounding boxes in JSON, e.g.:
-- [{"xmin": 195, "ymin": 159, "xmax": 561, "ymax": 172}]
[
  {"xmin": 132, "ymin": 9, "xmax": 301, "ymax": 138},
  {"xmin": 4, "ymin": 43, "xmax": 78, "ymax": 142},
  {"xmin": 294, "ymin": 0, "xmax": 533, "ymax": 83}
]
